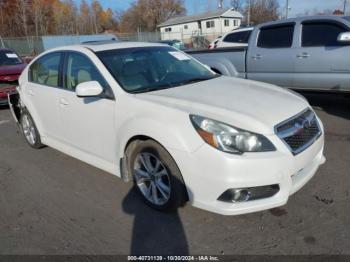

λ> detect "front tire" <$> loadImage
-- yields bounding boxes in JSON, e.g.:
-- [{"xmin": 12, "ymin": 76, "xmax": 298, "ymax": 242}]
[
  {"xmin": 128, "ymin": 140, "xmax": 188, "ymax": 212},
  {"xmin": 20, "ymin": 109, "xmax": 43, "ymax": 149}
]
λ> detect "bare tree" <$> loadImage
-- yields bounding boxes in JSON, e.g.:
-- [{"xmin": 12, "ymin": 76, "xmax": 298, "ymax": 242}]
[
  {"xmin": 32, "ymin": 0, "xmax": 51, "ymax": 36},
  {"xmin": 245, "ymin": 0, "xmax": 279, "ymax": 25},
  {"xmin": 17, "ymin": 0, "xmax": 29, "ymax": 38},
  {"xmin": 0, "ymin": 0, "xmax": 118, "ymax": 37},
  {"xmin": 231, "ymin": 0, "xmax": 243, "ymax": 11},
  {"xmin": 119, "ymin": 0, "xmax": 186, "ymax": 32},
  {"xmin": 0, "ymin": 0, "xmax": 4, "ymax": 36}
]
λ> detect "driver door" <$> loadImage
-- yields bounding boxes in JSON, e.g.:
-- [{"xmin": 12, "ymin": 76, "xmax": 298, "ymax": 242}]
[{"xmin": 58, "ymin": 51, "xmax": 117, "ymax": 165}]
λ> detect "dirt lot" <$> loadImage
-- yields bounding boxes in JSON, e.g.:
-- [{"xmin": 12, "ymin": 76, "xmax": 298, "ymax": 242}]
[{"xmin": 0, "ymin": 92, "xmax": 349, "ymax": 255}]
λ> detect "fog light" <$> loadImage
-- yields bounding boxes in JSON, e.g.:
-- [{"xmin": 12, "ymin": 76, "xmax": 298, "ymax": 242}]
[
  {"xmin": 232, "ymin": 189, "xmax": 251, "ymax": 202},
  {"xmin": 218, "ymin": 184, "xmax": 280, "ymax": 203}
]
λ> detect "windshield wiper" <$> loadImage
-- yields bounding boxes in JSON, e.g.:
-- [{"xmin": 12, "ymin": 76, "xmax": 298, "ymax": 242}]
[
  {"xmin": 130, "ymin": 85, "xmax": 174, "ymax": 94},
  {"xmin": 129, "ymin": 75, "xmax": 219, "ymax": 94},
  {"xmin": 175, "ymin": 76, "xmax": 217, "ymax": 86}
]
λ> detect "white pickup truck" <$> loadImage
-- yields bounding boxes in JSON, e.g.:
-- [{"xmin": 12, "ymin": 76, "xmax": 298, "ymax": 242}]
[{"xmin": 188, "ymin": 16, "xmax": 350, "ymax": 92}]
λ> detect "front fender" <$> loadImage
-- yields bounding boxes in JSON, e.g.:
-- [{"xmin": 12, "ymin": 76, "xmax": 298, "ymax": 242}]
[{"xmin": 117, "ymin": 116, "xmax": 203, "ymax": 160}]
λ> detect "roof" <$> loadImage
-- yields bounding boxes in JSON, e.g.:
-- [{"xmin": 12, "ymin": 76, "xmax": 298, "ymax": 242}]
[
  {"xmin": 256, "ymin": 15, "xmax": 350, "ymax": 28},
  {"xmin": 158, "ymin": 8, "xmax": 243, "ymax": 27},
  {"xmin": 48, "ymin": 41, "xmax": 167, "ymax": 53},
  {"xmin": 41, "ymin": 34, "xmax": 117, "ymax": 51},
  {"xmin": 0, "ymin": 48, "xmax": 14, "ymax": 52}
]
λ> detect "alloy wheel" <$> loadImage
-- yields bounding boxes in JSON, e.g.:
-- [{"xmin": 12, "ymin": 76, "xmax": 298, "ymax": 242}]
[
  {"xmin": 22, "ymin": 114, "xmax": 36, "ymax": 145},
  {"xmin": 133, "ymin": 152, "xmax": 171, "ymax": 205}
]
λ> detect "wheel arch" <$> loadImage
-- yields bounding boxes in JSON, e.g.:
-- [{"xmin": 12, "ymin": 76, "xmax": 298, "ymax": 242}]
[{"xmin": 120, "ymin": 134, "xmax": 190, "ymax": 203}]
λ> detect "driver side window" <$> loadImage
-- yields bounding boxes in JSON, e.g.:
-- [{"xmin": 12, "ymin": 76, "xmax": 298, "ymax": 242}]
[{"xmin": 64, "ymin": 52, "xmax": 108, "ymax": 91}]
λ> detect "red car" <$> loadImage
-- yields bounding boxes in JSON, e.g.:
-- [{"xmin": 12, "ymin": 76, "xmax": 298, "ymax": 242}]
[{"xmin": 0, "ymin": 48, "xmax": 26, "ymax": 106}]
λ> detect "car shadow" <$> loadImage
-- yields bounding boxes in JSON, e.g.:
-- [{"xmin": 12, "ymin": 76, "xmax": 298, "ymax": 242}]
[
  {"xmin": 0, "ymin": 105, "xmax": 9, "ymax": 110},
  {"xmin": 122, "ymin": 186, "xmax": 189, "ymax": 255},
  {"xmin": 297, "ymin": 91, "xmax": 350, "ymax": 120}
]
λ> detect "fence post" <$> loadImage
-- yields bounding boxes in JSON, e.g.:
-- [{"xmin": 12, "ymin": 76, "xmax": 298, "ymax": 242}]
[{"xmin": 0, "ymin": 36, "xmax": 4, "ymax": 48}]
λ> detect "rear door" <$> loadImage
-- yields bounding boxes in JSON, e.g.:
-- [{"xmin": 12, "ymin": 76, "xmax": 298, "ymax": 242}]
[
  {"xmin": 294, "ymin": 20, "xmax": 350, "ymax": 91},
  {"xmin": 25, "ymin": 52, "xmax": 64, "ymax": 140},
  {"xmin": 247, "ymin": 23, "xmax": 296, "ymax": 87}
]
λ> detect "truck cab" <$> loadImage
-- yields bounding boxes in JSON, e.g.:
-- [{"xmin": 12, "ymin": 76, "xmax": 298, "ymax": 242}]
[
  {"xmin": 247, "ymin": 16, "xmax": 350, "ymax": 91},
  {"xmin": 189, "ymin": 16, "xmax": 350, "ymax": 92}
]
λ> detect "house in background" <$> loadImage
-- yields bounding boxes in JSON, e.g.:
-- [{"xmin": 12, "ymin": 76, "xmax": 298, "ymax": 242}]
[{"xmin": 158, "ymin": 8, "xmax": 243, "ymax": 43}]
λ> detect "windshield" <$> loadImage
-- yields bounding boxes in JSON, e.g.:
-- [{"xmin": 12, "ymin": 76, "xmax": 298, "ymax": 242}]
[
  {"xmin": 0, "ymin": 51, "xmax": 22, "ymax": 66},
  {"xmin": 97, "ymin": 46, "xmax": 218, "ymax": 93}
]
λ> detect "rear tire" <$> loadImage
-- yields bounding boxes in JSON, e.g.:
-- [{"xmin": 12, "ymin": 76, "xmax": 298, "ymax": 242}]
[
  {"xmin": 128, "ymin": 140, "xmax": 188, "ymax": 212},
  {"xmin": 20, "ymin": 109, "xmax": 43, "ymax": 149}
]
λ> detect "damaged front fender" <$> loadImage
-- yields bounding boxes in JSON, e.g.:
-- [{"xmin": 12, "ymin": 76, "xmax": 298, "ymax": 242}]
[{"xmin": 8, "ymin": 92, "xmax": 22, "ymax": 124}]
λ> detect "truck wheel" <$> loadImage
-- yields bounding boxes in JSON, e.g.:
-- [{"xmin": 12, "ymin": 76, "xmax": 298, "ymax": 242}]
[
  {"xmin": 128, "ymin": 140, "xmax": 188, "ymax": 212},
  {"xmin": 20, "ymin": 109, "xmax": 43, "ymax": 149}
]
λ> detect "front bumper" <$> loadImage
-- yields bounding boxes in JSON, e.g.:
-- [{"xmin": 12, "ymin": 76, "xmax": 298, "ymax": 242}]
[
  {"xmin": 169, "ymin": 130, "xmax": 325, "ymax": 215},
  {"xmin": 0, "ymin": 86, "xmax": 17, "ymax": 105}
]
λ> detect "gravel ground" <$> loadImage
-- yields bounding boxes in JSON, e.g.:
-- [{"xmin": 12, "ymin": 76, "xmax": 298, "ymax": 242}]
[{"xmin": 0, "ymin": 92, "xmax": 349, "ymax": 255}]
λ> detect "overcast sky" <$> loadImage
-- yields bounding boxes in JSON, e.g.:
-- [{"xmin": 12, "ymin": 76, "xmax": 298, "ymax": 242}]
[{"xmin": 94, "ymin": 0, "xmax": 349, "ymax": 17}]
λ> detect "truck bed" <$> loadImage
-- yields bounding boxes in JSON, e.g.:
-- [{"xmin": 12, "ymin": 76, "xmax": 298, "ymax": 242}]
[{"xmin": 186, "ymin": 47, "xmax": 247, "ymax": 78}]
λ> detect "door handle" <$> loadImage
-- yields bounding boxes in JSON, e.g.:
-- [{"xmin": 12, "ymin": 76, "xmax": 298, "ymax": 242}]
[
  {"xmin": 252, "ymin": 54, "xmax": 262, "ymax": 60},
  {"xmin": 59, "ymin": 98, "xmax": 69, "ymax": 106},
  {"xmin": 296, "ymin": 53, "xmax": 310, "ymax": 58}
]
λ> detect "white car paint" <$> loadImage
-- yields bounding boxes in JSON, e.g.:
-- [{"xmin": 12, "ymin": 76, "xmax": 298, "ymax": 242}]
[
  {"xmin": 209, "ymin": 27, "xmax": 253, "ymax": 49},
  {"xmin": 17, "ymin": 42, "xmax": 325, "ymax": 215}
]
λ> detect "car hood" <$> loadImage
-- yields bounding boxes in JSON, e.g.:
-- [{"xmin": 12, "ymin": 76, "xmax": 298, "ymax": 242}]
[
  {"xmin": 136, "ymin": 76, "xmax": 310, "ymax": 135},
  {"xmin": 0, "ymin": 64, "xmax": 26, "ymax": 77}
]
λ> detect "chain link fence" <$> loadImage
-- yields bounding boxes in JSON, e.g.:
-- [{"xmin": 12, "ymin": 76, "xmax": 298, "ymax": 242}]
[
  {"xmin": 0, "ymin": 36, "xmax": 44, "ymax": 56},
  {"xmin": 117, "ymin": 31, "xmax": 221, "ymax": 48},
  {"xmin": 1, "ymin": 31, "xmax": 222, "ymax": 57}
]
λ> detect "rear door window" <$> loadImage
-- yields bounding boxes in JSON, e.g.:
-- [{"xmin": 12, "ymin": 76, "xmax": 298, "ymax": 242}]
[
  {"xmin": 29, "ymin": 53, "xmax": 62, "ymax": 87},
  {"xmin": 302, "ymin": 22, "xmax": 348, "ymax": 47},
  {"xmin": 257, "ymin": 24, "xmax": 294, "ymax": 48},
  {"xmin": 224, "ymin": 30, "xmax": 252, "ymax": 43}
]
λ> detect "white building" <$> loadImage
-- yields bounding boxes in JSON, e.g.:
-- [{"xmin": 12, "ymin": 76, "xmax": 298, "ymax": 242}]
[{"xmin": 158, "ymin": 8, "xmax": 243, "ymax": 43}]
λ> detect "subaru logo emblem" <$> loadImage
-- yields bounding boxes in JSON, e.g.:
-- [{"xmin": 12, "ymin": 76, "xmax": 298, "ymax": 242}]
[
  {"xmin": 302, "ymin": 118, "xmax": 311, "ymax": 129},
  {"xmin": 293, "ymin": 117, "xmax": 311, "ymax": 135}
]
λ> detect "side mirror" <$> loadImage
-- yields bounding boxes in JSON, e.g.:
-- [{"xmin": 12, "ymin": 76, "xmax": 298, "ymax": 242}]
[
  {"xmin": 76, "ymin": 81, "xmax": 103, "ymax": 98},
  {"xmin": 337, "ymin": 32, "xmax": 350, "ymax": 43}
]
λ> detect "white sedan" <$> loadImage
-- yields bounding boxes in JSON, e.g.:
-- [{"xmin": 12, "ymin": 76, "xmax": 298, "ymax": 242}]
[
  {"xmin": 208, "ymin": 27, "xmax": 253, "ymax": 49},
  {"xmin": 10, "ymin": 42, "xmax": 325, "ymax": 215}
]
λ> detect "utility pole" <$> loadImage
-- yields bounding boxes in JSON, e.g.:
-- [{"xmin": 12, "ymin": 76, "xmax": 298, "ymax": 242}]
[
  {"xmin": 247, "ymin": 0, "xmax": 251, "ymax": 26},
  {"xmin": 286, "ymin": 0, "xmax": 290, "ymax": 18},
  {"xmin": 344, "ymin": 0, "xmax": 347, "ymax": 14}
]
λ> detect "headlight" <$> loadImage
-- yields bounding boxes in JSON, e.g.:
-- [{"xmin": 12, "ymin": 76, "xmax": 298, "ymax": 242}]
[{"xmin": 190, "ymin": 115, "xmax": 276, "ymax": 154}]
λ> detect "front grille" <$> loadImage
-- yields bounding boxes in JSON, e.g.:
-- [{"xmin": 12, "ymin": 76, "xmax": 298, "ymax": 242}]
[{"xmin": 275, "ymin": 109, "xmax": 321, "ymax": 155}]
